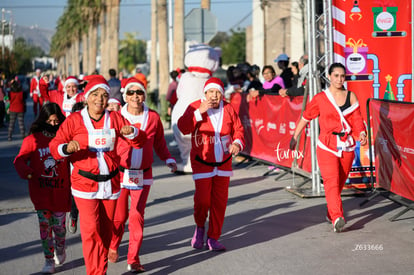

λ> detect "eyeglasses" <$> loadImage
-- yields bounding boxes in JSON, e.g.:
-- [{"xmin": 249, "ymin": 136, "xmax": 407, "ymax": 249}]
[{"xmin": 126, "ymin": 90, "xmax": 144, "ymax": 96}]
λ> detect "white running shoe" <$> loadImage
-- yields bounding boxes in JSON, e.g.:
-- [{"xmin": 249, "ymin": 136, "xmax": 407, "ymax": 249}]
[
  {"xmin": 54, "ymin": 247, "xmax": 66, "ymax": 265},
  {"xmin": 41, "ymin": 258, "xmax": 55, "ymax": 274},
  {"xmin": 333, "ymin": 217, "xmax": 346, "ymax": 233}
]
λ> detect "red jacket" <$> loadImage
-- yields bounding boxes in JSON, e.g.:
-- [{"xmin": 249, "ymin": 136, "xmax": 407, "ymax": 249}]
[
  {"xmin": 302, "ymin": 89, "xmax": 366, "ymax": 157},
  {"xmin": 14, "ymin": 132, "xmax": 71, "ymax": 212},
  {"xmin": 39, "ymin": 78, "xmax": 50, "ymax": 101},
  {"xmin": 117, "ymin": 106, "xmax": 175, "ymax": 186},
  {"xmin": 9, "ymin": 90, "xmax": 25, "ymax": 113},
  {"xmin": 49, "ymin": 90, "xmax": 85, "ymax": 116},
  {"xmin": 178, "ymin": 100, "xmax": 245, "ymax": 179},
  {"xmin": 30, "ymin": 76, "xmax": 40, "ymax": 96},
  {"xmin": 49, "ymin": 109, "xmax": 147, "ymax": 199}
]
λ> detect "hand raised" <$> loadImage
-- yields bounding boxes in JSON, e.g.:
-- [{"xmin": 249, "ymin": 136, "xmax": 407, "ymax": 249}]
[
  {"xmin": 120, "ymin": 125, "xmax": 134, "ymax": 136},
  {"xmin": 198, "ymin": 100, "xmax": 210, "ymax": 114},
  {"xmin": 67, "ymin": 140, "xmax": 81, "ymax": 153}
]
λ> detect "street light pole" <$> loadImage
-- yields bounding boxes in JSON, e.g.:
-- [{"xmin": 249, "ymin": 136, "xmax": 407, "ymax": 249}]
[
  {"xmin": 1, "ymin": 8, "xmax": 5, "ymax": 62},
  {"xmin": 260, "ymin": 0, "xmax": 269, "ymax": 64}
]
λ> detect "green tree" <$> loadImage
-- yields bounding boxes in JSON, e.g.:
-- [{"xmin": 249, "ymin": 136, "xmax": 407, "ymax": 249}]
[
  {"xmin": 209, "ymin": 31, "xmax": 230, "ymax": 47},
  {"xmin": 118, "ymin": 32, "xmax": 147, "ymax": 73},
  {"xmin": 220, "ymin": 29, "xmax": 246, "ymax": 64},
  {"xmin": 0, "ymin": 37, "xmax": 45, "ymax": 77}
]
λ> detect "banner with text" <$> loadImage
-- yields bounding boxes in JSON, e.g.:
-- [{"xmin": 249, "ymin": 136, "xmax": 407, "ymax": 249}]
[
  {"xmin": 370, "ymin": 99, "xmax": 414, "ymax": 201},
  {"xmin": 230, "ymin": 93, "xmax": 312, "ymax": 172}
]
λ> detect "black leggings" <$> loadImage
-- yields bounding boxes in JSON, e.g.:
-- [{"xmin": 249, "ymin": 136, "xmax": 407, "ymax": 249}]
[{"xmin": 8, "ymin": 112, "xmax": 25, "ymax": 138}]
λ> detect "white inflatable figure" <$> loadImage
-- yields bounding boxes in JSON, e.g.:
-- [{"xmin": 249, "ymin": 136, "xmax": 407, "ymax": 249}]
[{"xmin": 171, "ymin": 44, "xmax": 220, "ymax": 173}]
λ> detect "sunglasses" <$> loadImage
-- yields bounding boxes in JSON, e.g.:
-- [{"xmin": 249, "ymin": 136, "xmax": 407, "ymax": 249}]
[{"xmin": 126, "ymin": 90, "xmax": 145, "ymax": 96}]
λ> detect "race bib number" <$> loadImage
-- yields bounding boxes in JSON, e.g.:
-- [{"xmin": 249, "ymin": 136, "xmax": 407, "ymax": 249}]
[
  {"xmin": 88, "ymin": 129, "xmax": 115, "ymax": 152},
  {"xmin": 62, "ymin": 102, "xmax": 75, "ymax": 113},
  {"xmin": 121, "ymin": 169, "xmax": 144, "ymax": 189}
]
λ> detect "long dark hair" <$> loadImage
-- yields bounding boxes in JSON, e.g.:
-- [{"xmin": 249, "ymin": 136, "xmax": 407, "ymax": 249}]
[{"xmin": 29, "ymin": 103, "xmax": 66, "ymax": 134}]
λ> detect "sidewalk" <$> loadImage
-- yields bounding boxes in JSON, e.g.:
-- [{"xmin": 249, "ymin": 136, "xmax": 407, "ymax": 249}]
[{"xmin": 1, "ymin": 104, "xmax": 414, "ymax": 274}]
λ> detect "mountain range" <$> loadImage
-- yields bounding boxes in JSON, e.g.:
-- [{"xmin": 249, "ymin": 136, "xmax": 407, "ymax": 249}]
[{"xmin": 14, "ymin": 24, "xmax": 54, "ymax": 54}]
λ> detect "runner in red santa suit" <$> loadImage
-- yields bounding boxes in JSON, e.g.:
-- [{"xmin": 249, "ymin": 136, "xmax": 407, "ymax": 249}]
[
  {"xmin": 30, "ymin": 69, "xmax": 42, "ymax": 116},
  {"xmin": 108, "ymin": 77, "xmax": 177, "ymax": 273},
  {"xmin": 49, "ymin": 76, "xmax": 85, "ymax": 117},
  {"xmin": 49, "ymin": 75, "xmax": 147, "ymax": 275},
  {"xmin": 39, "ymin": 75, "xmax": 51, "ymax": 105},
  {"xmin": 290, "ymin": 63, "xmax": 367, "ymax": 233},
  {"xmin": 171, "ymin": 44, "xmax": 220, "ymax": 173},
  {"xmin": 178, "ymin": 77, "xmax": 245, "ymax": 251},
  {"xmin": 14, "ymin": 103, "xmax": 70, "ymax": 274}
]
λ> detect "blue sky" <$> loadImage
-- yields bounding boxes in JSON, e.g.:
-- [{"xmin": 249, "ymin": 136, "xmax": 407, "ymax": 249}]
[{"xmin": 2, "ymin": 0, "xmax": 253, "ymax": 40}]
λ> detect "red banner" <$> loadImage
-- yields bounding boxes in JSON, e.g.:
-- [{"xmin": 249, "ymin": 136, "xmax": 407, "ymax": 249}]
[
  {"xmin": 370, "ymin": 99, "xmax": 414, "ymax": 201},
  {"xmin": 332, "ymin": 0, "xmax": 412, "ymax": 183},
  {"xmin": 230, "ymin": 93, "xmax": 312, "ymax": 172}
]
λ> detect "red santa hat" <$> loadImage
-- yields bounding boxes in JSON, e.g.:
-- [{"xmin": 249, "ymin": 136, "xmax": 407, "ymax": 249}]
[
  {"xmin": 83, "ymin": 75, "xmax": 110, "ymax": 100},
  {"xmin": 203, "ymin": 77, "xmax": 224, "ymax": 95},
  {"xmin": 120, "ymin": 78, "xmax": 128, "ymax": 93},
  {"xmin": 108, "ymin": 98, "xmax": 121, "ymax": 106},
  {"xmin": 63, "ymin": 76, "xmax": 79, "ymax": 92},
  {"xmin": 121, "ymin": 77, "xmax": 146, "ymax": 102}
]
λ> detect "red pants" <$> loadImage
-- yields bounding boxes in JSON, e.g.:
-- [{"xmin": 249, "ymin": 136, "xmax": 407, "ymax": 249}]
[
  {"xmin": 194, "ymin": 176, "xmax": 230, "ymax": 240},
  {"xmin": 32, "ymin": 94, "xmax": 44, "ymax": 116},
  {"xmin": 74, "ymin": 197, "xmax": 117, "ymax": 275},
  {"xmin": 110, "ymin": 186, "xmax": 150, "ymax": 265},
  {"xmin": 317, "ymin": 148, "xmax": 354, "ymax": 224}
]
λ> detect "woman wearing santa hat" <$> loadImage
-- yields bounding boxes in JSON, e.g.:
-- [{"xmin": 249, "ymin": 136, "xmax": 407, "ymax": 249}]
[
  {"xmin": 108, "ymin": 77, "xmax": 176, "ymax": 272},
  {"xmin": 106, "ymin": 98, "xmax": 122, "ymax": 112},
  {"xmin": 30, "ymin": 69, "xmax": 42, "ymax": 116},
  {"xmin": 49, "ymin": 76, "xmax": 85, "ymax": 117},
  {"xmin": 49, "ymin": 75, "xmax": 147, "ymax": 275},
  {"xmin": 178, "ymin": 77, "xmax": 244, "ymax": 251}
]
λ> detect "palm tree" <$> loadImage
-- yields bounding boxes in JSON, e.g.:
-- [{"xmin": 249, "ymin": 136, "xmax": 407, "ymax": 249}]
[
  {"xmin": 119, "ymin": 32, "xmax": 147, "ymax": 73},
  {"xmin": 201, "ymin": 0, "xmax": 211, "ymax": 10},
  {"xmin": 82, "ymin": 0, "xmax": 104, "ymax": 74},
  {"xmin": 100, "ymin": 0, "xmax": 120, "ymax": 79},
  {"xmin": 107, "ymin": 0, "xmax": 120, "ymax": 77},
  {"xmin": 150, "ymin": 0, "xmax": 158, "ymax": 94},
  {"xmin": 157, "ymin": 0, "xmax": 169, "ymax": 119},
  {"xmin": 51, "ymin": 0, "xmax": 105, "ymax": 76},
  {"xmin": 173, "ymin": 0, "xmax": 184, "ymax": 69}
]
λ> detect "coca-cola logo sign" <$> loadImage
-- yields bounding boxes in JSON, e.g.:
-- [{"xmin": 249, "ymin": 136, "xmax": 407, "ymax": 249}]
[{"xmin": 376, "ymin": 11, "xmax": 394, "ymax": 30}]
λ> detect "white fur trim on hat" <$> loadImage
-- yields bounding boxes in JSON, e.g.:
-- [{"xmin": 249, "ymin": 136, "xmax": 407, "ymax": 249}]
[
  {"xmin": 84, "ymin": 84, "xmax": 110, "ymax": 100},
  {"xmin": 108, "ymin": 98, "xmax": 121, "ymax": 105},
  {"xmin": 65, "ymin": 77, "xmax": 79, "ymax": 87},
  {"xmin": 123, "ymin": 82, "xmax": 146, "ymax": 102},
  {"xmin": 204, "ymin": 83, "xmax": 224, "ymax": 94}
]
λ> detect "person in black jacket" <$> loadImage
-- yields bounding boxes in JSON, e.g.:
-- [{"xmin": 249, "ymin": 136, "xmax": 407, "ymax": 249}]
[
  {"xmin": 274, "ymin": 53, "xmax": 294, "ymax": 89},
  {"xmin": 280, "ymin": 55, "xmax": 309, "ymax": 97}
]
